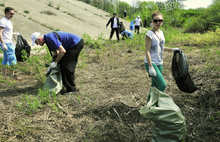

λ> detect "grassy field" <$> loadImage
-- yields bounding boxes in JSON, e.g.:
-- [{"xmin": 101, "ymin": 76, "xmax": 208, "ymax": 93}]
[{"xmin": 0, "ymin": 27, "xmax": 220, "ymax": 141}]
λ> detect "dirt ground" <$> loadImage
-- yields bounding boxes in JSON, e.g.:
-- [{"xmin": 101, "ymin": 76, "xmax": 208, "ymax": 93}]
[
  {"xmin": 0, "ymin": 36, "xmax": 220, "ymax": 141},
  {"xmin": 0, "ymin": 0, "xmax": 220, "ymax": 141}
]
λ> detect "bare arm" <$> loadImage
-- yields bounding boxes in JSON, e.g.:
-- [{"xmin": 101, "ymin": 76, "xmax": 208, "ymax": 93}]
[
  {"xmin": 0, "ymin": 27, "xmax": 4, "ymax": 44},
  {"xmin": 54, "ymin": 45, "xmax": 66, "ymax": 63},
  {"xmin": 145, "ymin": 36, "xmax": 153, "ymax": 67},
  {"xmin": 164, "ymin": 46, "xmax": 173, "ymax": 51}
]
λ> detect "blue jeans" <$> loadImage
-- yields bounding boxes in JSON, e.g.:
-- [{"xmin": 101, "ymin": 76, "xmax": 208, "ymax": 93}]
[{"xmin": 145, "ymin": 63, "xmax": 167, "ymax": 102}]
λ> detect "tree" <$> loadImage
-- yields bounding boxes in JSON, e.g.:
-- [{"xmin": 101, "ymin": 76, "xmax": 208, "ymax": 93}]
[
  {"xmin": 103, "ymin": 0, "xmax": 115, "ymax": 14},
  {"xmin": 133, "ymin": 1, "xmax": 158, "ymax": 23},
  {"xmin": 116, "ymin": 1, "xmax": 132, "ymax": 19},
  {"xmin": 156, "ymin": 1, "xmax": 166, "ymax": 11},
  {"xmin": 165, "ymin": 0, "xmax": 185, "ymax": 12}
]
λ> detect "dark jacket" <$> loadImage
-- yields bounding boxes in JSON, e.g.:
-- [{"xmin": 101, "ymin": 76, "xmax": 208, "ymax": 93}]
[
  {"xmin": 106, "ymin": 17, "xmax": 119, "ymax": 29},
  {"xmin": 124, "ymin": 12, "xmax": 127, "ymax": 16}
]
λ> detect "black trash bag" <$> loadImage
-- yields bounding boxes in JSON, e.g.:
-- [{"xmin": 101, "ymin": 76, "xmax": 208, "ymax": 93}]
[
  {"xmin": 15, "ymin": 34, "xmax": 31, "ymax": 61},
  {"xmin": 172, "ymin": 49, "xmax": 197, "ymax": 93},
  {"xmin": 119, "ymin": 21, "xmax": 125, "ymax": 34}
]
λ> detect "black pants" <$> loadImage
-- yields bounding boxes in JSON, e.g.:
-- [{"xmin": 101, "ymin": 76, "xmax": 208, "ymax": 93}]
[
  {"xmin": 60, "ymin": 39, "xmax": 84, "ymax": 92},
  {"xmin": 110, "ymin": 28, "xmax": 119, "ymax": 41},
  {"xmin": 135, "ymin": 25, "xmax": 140, "ymax": 34}
]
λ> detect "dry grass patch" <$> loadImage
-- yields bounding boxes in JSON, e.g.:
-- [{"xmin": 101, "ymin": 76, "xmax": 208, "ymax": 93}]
[{"xmin": 0, "ymin": 39, "xmax": 220, "ymax": 141}]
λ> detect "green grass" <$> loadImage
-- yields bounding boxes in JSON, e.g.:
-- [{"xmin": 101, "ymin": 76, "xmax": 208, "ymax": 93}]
[
  {"xmin": 23, "ymin": 10, "xmax": 29, "ymax": 14},
  {"xmin": 55, "ymin": 4, "xmax": 60, "ymax": 10},
  {"xmin": 1, "ymin": 27, "xmax": 220, "ymax": 141},
  {"xmin": 0, "ymin": 3, "xmax": 5, "ymax": 7},
  {"xmin": 48, "ymin": 2, "xmax": 53, "ymax": 7}
]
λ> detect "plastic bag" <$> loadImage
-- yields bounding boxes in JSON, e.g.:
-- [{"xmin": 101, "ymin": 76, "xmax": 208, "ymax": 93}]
[
  {"xmin": 172, "ymin": 50, "xmax": 197, "ymax": 93},
  {"xmin": 15, "ymin": 34, "xmax": 31, "ymax": 61},
  {"xmin": 119, "ymin": 21, "xmax": 125, "ymax": 34},
  {"xmin": 130, "ymin": 21, "xmax": 134, "ymax": 31},
  {"xmin": 139, "ymin": 87, "xmax": 186, "ymax": 142},
  {"xmin": 44, "ymin": 66, "xmax": 62, "ymax": 95}
]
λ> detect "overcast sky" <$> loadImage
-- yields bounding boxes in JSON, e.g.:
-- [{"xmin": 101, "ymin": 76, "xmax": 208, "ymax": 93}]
[{"xmin": 120, "ymin": 0, "xmax": 213, "ymax": 9}]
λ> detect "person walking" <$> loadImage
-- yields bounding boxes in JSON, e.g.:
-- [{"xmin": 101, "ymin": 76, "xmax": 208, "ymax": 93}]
[
  {"xmin": 134, "ymin": 15, "xmax": 143, "ymax": 34},
  {"xmin": 144, "ymin": 11, "xmax": 179, "ymax": 103},
  {"xmin": 124, "ymin": 10, "xmax": 127, "ymax": 20},
  {"xmin": 0, "ymin": 7, "xmax": 21, "ymax": 79},
  {"xmin": 31, "ymin": 31, "xmax": 84, "ymax": 95},
  {"xmin": 106, "ymin": 13, "xmax": 120, "ymax": 42}
]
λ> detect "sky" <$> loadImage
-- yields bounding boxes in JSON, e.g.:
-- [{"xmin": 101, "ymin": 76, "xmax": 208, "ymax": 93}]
[{"xmin": 120, "ymin": 0, "xmax": 213, "ymax": 9}]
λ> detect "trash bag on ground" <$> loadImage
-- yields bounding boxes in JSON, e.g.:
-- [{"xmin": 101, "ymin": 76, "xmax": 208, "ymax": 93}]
[
  {"xmin": 139, "ymin": 87, "xmax": 187, "ymax": 142},
  {"xmin": 15, "ymin": 34, "xmax": 31, "ymax": 61},
  {"xmin": 44, "ymin": 66, "xmax": 62, "ymax": 95},
  {"xmin": 172, "ymin": 49, "xmax": 197, "ymax": 93}
]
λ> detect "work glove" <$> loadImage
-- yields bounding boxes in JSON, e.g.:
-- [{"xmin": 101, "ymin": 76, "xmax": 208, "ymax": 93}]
[
  {"xmin": 172, "ymin": 48, "xmax": 179, "ymax": 52},
  {"xmin": 45, "ymin": 67, "xmax": 51, "ymax": 77},
  {"xmin": 2, "ymin": 43, "xmax": 8, "ymax": 51},
  {"xmin": 49, "ymin": 62, "xmax": 57, "ymax": 69},
  {"xmin": 149, "ymin": 66, "xmax": 157, "ymax": 77},
  {"xmin": 47, "ymin": 67, "xmax": 51, "ymax": 72}
]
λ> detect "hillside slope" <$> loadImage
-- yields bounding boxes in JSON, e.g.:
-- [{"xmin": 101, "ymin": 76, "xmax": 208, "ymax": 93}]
[{"xmin": 0, "ymin": 0, "xmax": 131, "ymax": 46}]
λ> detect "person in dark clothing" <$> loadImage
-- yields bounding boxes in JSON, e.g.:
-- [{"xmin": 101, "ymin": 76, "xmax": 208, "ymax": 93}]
[
  {"xmin": 31, "ymin": 31, "xmax": 84, "ymax": 95},
  {"xmin": 106, "ymin": 13, "xmax": 120, "ymax": 42},
  {"xmin": 124, "ymin": 10, "xmax": 127, "ymax": 20},
  {"xmin": 144, "ymin": 18, "xmax": 148, "ymax": 27}
]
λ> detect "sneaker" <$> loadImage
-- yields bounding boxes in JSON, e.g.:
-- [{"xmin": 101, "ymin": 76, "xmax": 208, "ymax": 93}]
[
  {"xmin": 12, "ymin": 75, "xmax": 22, "ymax": 80},
  {"xmin": 63, "ymin": 89, "xmax": 79, "ymax": 95}
]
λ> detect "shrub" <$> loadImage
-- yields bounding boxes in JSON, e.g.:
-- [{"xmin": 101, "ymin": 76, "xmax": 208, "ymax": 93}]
[{"xmin": 24, "ymin": 10, "xmax": 29, "ymax": 14}]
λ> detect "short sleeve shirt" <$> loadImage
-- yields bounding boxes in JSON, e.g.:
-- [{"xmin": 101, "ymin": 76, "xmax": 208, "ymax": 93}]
[
  {"xmin": 44, "ymin": 31, "xmax": 81, "ymax": 51},
  {"xmin": 134, "ymin": 18, "xmax": 142, "ymax": 26},
  {"xmin": 144, "ymin": 30, "xmax": 165, "ymax": 65},
  {"xmin": 0, "ymin": 17, "xmax": 13, "ymax": 43}
]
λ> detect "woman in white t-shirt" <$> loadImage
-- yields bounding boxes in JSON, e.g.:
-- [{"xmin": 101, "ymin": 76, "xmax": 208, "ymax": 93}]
[{"xmin": 145, "ymin": 11, "xmax": 179, "ymax": 103}]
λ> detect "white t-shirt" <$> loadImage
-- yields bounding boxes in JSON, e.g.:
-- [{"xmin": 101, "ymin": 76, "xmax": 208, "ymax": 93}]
[
  {"xmin": 0, "ymin": 17, "xmax": 13, "ymax": 43},
  {"xmin": 113, "ymin": 18, "xmax": 118, "ymax": 28},
  {"xmin": 134, "ymin": 18, "xmax": 142, "ymax": 26},
  {"xmin": 145, "ymin": 30, "xmax": 165, "ymax": 66}
]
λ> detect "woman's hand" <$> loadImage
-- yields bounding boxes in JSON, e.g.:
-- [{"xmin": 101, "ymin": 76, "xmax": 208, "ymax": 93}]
[
  {"xmin": 172, "ymin": 48, "xmax": 179, "ymax": 52},
  {"xmin": 149, "ymin": 67, "xmax": 157, "ymax": 77}
]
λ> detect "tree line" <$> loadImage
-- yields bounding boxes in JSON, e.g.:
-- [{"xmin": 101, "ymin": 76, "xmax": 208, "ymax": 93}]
[{"xmin": 79, "ymin": 0, "xmax": 220, "ymax": 33}]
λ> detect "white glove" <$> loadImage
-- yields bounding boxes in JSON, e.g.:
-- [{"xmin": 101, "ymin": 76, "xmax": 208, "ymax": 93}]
[
  {"xmin": 2, "ymin": 43, "xmax": 8, "ymax": 51},
  {"xmin": 172, "ymin": 48, "xmax": 179, "ymax": 52},
  {"xmin": 149, "ymin": 66, "xmax": 157, "ymax": 77},
  {"xmin": 47, "ymin": 67, "xmax": 51, "ymax": 72},
  {"xmin": 49, "ymin": 62, "xmax": 57, "ymax": 69}
]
